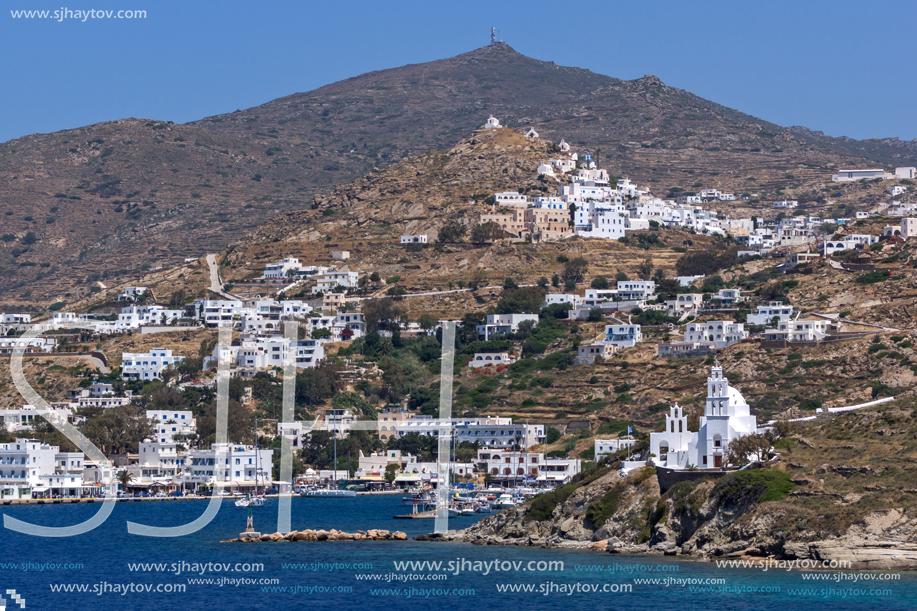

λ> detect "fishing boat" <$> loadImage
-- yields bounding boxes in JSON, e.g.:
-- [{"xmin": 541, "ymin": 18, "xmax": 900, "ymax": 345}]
[{"xmin": 234, "ymin": 497, "xmax": 251, "ymax": 508}]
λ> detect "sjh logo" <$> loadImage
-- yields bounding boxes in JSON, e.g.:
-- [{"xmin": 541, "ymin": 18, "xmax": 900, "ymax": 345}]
[{"xmin": 0, "ymin": 589, "xmax": 25, "ymax": 610}]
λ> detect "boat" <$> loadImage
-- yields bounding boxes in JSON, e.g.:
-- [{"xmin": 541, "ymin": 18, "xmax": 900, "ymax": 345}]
[
  {"xmin": 494, "ymin": 493, "xmax": 517, "ymax": 509},
  {"xmin": 234, "ymin": 497, "xmax": 250, "ymax": 508},
  {"xmin": 301, "ymin": 487, "xmax": 356, "ymax": 498},
  {"xmin": 249, "ymin": 496, "xmax": 265, "ymax": 507}
]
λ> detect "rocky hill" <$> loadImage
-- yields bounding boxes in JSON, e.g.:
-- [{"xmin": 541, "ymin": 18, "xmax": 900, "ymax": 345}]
[
  {"xmin": 450, "ymin": 398, "xmax": 917, "ymax": 570},
  {"xmin": 3, "ymin": 44, "xmax": 916, "ymax": 309}
]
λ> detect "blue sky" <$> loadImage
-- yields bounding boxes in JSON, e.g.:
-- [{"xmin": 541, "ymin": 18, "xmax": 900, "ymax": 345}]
[{"xmin": 2, "ymin": 0, "xmax": 914, "ymax": 144}]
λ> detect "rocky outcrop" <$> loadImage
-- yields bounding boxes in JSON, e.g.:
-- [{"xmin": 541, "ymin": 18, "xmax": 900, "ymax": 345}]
[
  {"xmin": 226, "ymin": 528, "xmax": 407, "ymax": 543},
  {"xmin": 429, "ymin": 467, "xmax": 917, "ymax": 570}
]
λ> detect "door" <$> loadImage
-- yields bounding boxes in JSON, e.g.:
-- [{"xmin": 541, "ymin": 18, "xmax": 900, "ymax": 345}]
[{"xmin": 714, "ymin": 455, "xmax": 722, "ymax": 468}]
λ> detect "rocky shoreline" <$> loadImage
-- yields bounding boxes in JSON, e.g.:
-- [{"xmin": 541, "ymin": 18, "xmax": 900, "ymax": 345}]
[{"xmin": 416, "ymin": 468, "xmax": 917, "ymax": 571}]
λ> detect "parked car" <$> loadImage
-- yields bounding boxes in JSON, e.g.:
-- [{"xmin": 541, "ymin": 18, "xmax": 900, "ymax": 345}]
[
  {"xmin": 264, "ymin": 487, "xmax": 279, "ymax": 495},
  {"xmin": 169, "ymin": 491, "xmax": 183, "ymax": 497}
]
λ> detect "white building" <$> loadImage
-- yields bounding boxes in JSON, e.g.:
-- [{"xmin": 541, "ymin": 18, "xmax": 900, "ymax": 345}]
[
  {"xmin": 666, "ymin": 293, "xmax": 704, "ymax": 314},
  {"xmin": 494, "ymin": 191, "xmax": 529, "ymax": 208},
  {"xmin": 468, "ymin": 352, "xmax": 515, "ymax": 368},
  {"xmin": 888, "ymin": 186, "xmax": 908, "ymax": 197},
  {"xmin": 764, "ymin": 319, "xmax": 830, "ymax": 342},
  {"xmin": 262, "ymin": 258, "xmax": 304, "ymax": 279},
  {"xmin": 312, "ymin": 271, "xmax": 359, "ymax": 294},
  {"xmin": 604, "ymin": 324, "xmax": 643, "ymax": 348},
  {"xmin": 833, "ymin": 169, "xmax": 888, "ymax": 182},
  {"xmin": 819, "ymin": 234, "xmax": 880, "ymax": 256},
  {"xmin": 895, "ymin": 167, "xmax": 916, "ymax": 180},
  {"xmin": 0, "ymin": 337, "xmax": 57, "ymax": 354},
  {"xmin": 146, "ymin": 410, "xmax": 196, "ymax": 444},
  {"xmin": 325, "ymin": 409, "xmax": 357, "ymax": 439},
  {"xmin": 575, "ymin": 342, "xmax": 617, "ymax": 364},
  {"xmin": 2, "ymin": 404, "xmax": 74, "ymax": 434},
  {"xmin": 1, "ymin": 313, "xmax": 31, "ymax": 324},
  {"xmin": 483, "ymin": 116, "xmax": 502, "ymax": 129},
  {"xmin": 773, "ymin": 200, "xmax": 798, "ymax": 209},
  {"xmin": 117, "ymin": 287, "xmax": 149, "ymax": 302},
  {"xmin": 477, "ymin": 449, "xmax": 580, "ymax": 486},
  {"xmin": 234, "ymin": 336, "xmax": 324, "ymax": 370},
  {"xmin": 747, "ymin": 301, "xmax": 794, "ymax": 326},
  {"xmin": 121, "ymin": 348, "xmax": 185, "ymax": 381},
  {"xmin": 594, "ymin": 438, "xmax": 637, "ymax": 458},
  {"xmin": 683, "ymin": 321, "xmax": 748, "ymax": 349},
  {"xmin": 543, "ymin": 293, "xmax": 581, "ymax": 309},
  {"xmin": 0, "ymin": 439, "xmax": 86, "ymax": 499},
  {"xmin": 649, "ymin": 363, "xmax": 758, "ymax": 470},
  {"xmin": 400, "ymin": 235, "xmax": 428, "ymax": 244},
  {"xmin": 617, "ymin": 280, "xmax": 656, "ymax": 300},
  {"xmin": 183, "ymin": 443, "xmax": 273, "ymax": 492},
  {"xmin": 476, "ymin": 314, "xmax": 539, "ymax": 341},
  {"xmin": 397, "ymin": 417, "xmax": 544, "ymax": 449}
]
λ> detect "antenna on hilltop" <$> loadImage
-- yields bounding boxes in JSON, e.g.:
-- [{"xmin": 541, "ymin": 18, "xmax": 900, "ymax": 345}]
[{"xmin": 490, "ymin": 27, "xmax": 505, "ymax": 47}]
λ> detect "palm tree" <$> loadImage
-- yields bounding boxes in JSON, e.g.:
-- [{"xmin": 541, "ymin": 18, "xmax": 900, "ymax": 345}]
[{"xmin": 116, "ymin": 469, "xmax": 135, "ymax": 492}]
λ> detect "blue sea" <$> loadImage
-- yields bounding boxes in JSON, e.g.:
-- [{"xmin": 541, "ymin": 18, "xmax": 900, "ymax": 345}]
[{"xmin": 1, "ymin": 496, "xmax": 914, "ymax": 610}]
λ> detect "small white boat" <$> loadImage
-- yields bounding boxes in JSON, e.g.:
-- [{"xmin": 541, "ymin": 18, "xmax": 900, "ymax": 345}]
[
  {"xmin": 234, "ymin": 497, "xmax": 250, "ymax": 508},
  {"xmin": 495, "ymin": 494, "xmax": 517, "ymax": 509},
  {"xmin": 250, "ymin": 496, "xmax": 265, "ymax": 507},
  {"xmin": 301, "ymin": 488, "xmax": 356, "ymax": 498}
]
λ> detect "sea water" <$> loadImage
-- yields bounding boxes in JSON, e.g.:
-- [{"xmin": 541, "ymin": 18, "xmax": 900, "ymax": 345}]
[{"xmin": 1, "ymin": 496, "xmax": 914, "ymax": 610}]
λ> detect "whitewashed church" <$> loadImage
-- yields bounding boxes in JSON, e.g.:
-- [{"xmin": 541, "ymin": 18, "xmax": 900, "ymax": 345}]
[{"xmin": 649, "ymin": 362, "xmax": 758, "ymax": 470}]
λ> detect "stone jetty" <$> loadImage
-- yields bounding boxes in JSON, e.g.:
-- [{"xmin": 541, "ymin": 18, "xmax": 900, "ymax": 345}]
[{"xmin": 225, "ymin": 528, "xmax": 408, "ymax": 543}]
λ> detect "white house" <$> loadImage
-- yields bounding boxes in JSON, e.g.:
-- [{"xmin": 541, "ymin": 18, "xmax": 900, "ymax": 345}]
[
  {"xmin": 2, "ymin": 404, "xmax": 74, "ymax": 434},
  {"xmin": 494, "ymin": 191, "xmax": 529, "ymax": 208},
  {"xmin": 747, "ymin": 301, "xmax": 794, "ymax": 325},
  {"xmin": 617, "ymin": 280, "xmax": 656, "ymax": 300},
  {"xmin": 604, "ymin": 324, "xmax": 643, "ymax": 348},
  {"xmin": 262, "ymin": 258, "xmax": 303, "ymax": 279},
  {"xmin": 764, "ymin": 319, "xmax": 830, "ymax": 342},
  {"xmin": 183, "ymin": 443, "xmax": 273, "ymax": 492},
  {"xmin": 773, "ymin": 200, "xmax": 798, "ymax": 209},
  {"xmin": 476, "ymin": 313, "xmax": 539, "ymax": 341},
  {"xmin": 146, "ymin": 410, "xmax": 196, "ymax": 444},
  {"xmin": 895, "ymin": 167, "xmax": 916, "ymax": 180},
  {"xmin": 397, "ymin": 417, "xmax": 544, "ymax": 449},
  {"xmin": 400, "ymin": 235, "xmax": 427, "ymax": 244},
  {"xmin": 575, "ymin": 342, "xmax": 617, "ymax": 364},
  {"xmin": 468, "ymin": 352, "xmax": 515, "ymax": 368},
  {"xmin": 325, "ymin": 409, "xmax": 357, "ymax": 439},
  {"xmin": 121, "ymin": 348, "xmax": 184, "ymax": 381},
  {"xmin": 683, "ymin": 321, "xmax": 748, "ymax": 349},
  {"xmin": 594, "ymin": 438, "xmax": 637, "ymax": 458},
  {"xmin": 234, "ymin": 336, "xmax": 324, "ymax": 370},
  {"xmin": 525, "ymin": 127, "xmax": 539, "ymax": 138},
  {"xmin": 543, "ymin": 293, "xmax": 581, "ymax": 309},
  {"xmin": 711, "ymin": 288, "xmax": 743, "ymax": 306},
  {"xmin": 649, "ymin": 363, "xmax": 758, "ymax": 470},
  {"xmin": 0, "ymin": 337, "xmax": 57, "ymax": 354},
  {"xmin": 888, "ymin": 186, "xmax": 908, "ymax": 197},
  {"xmin": 832, "ymin": 169, "xmax": 888, "ymax": 182},
  {"xmin": 483, "ymin": 116, "xmax": 502, "ymax": 129},
  {"xmin": 117, "ymin": 286, "xmax": 149, "ymax": 302},
  {"xmin": 312, "ymin": 271, "xmax": 359, "ymax": 294},
  {"xmin": 477, "ymin": 449, "xmax": 580, "ymax": 485},
  {"xmin": 666, "ymin": 293, "xmax": 704, "ymax": 314},
  {"xmin": 0, "ymin": 313, "xmax": 31, "ymax": 324}
]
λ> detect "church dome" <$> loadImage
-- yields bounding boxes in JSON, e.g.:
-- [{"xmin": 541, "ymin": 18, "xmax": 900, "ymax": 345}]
[{"xmin": 727, "ymin": 385, "xmax": 750, "ymax": 417}]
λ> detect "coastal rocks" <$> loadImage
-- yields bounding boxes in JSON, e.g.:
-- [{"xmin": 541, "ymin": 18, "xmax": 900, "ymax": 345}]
[{"xmin": 229, "ymin": 528, "xmax": 406, "ymax": 542}]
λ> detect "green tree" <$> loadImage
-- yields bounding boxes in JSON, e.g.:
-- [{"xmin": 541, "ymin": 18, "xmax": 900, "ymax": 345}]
[
  {"xmin": 537, "ymin": 277, "xmax": 549, "ymax": 288},
  {"xmin": 551, "ymin": 274, "xmax": 560, "ymax": 287},
  {"xmin": 471, "ymin": 221, "xmax": 503, "ymax": 244},
  {"xmin": 363, "ymin": 298, "xmax": 404, "ymax": 334},
  {"xmin": 637, "ymin": 258, "xmax": 654, "ymax": 280},
  {"xmin": 590, "ymin": 276, "xmax": 609, "ymax": 290},
  {"xmin": 81, "ymin": 404, "xmax": 156, "ymax": 454},
  {"xmin": 21, "ymin": 232, "xmax": 37, "ymax": 245},
  {"xmin": 437, "ymin": 222, "xmax": 467, "ymax": 243},
  {"xmin": 562, "ymin": 258, "xmax": 589, "ymax": 286},
  {"xmin": 545, "ymin": 427, "xmax": 562, "ymax": 444},
  {"xmin": 417, "ymin": 313, "xmax": 437, "ymax": 332},
  {"xmin": 495, "ymin": 286, "xmax": 546, "ymax": 314}
]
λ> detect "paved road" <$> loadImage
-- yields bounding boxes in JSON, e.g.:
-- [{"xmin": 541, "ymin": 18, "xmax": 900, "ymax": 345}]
[{"xmin": 206, "ymin": 254, "xmax": 241, "ymax": 301}]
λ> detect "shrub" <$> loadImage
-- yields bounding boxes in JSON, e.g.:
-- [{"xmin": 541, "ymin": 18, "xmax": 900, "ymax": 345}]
[
  {"xmin": 713, "ymin": 470, "xmax": 796, "ymax": 505},
  {"xmin": 855, "ymin": 271, "xmax": 890, "ymax": 284}
]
